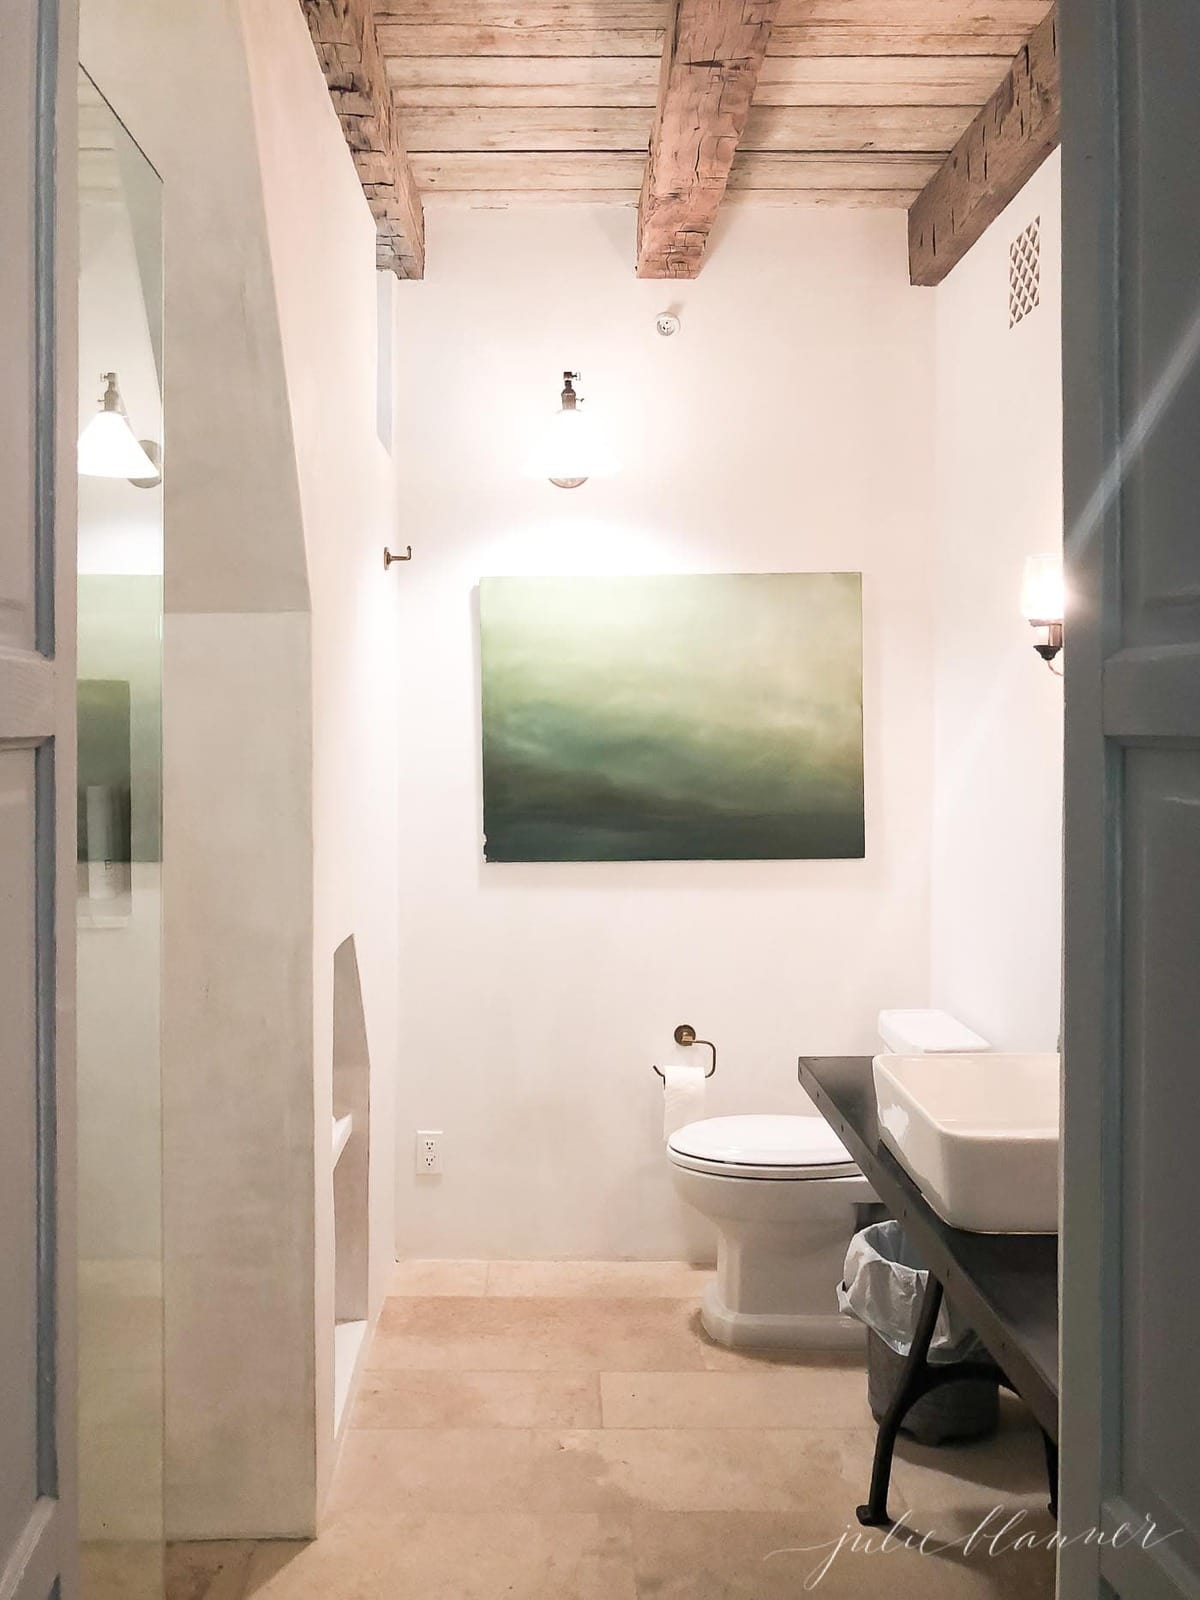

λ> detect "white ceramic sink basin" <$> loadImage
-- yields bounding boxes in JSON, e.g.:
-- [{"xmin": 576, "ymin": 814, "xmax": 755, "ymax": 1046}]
[{"xmin": 872, "ymin": 1053, "xmax": 1060, "ymax": 1234}]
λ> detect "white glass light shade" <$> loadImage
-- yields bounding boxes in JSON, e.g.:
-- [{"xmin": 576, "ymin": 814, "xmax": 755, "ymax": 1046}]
[
  {"xmin": 78, "ymin": 408, "xmax": 159, "ymax": 479},
  {"xmin": 540, "ymin": 404, "xmax": 595, "ymax": 489},
  {"xmin": 1020, "ymin": 552, "xmax": 1065, "ymax": 624},
  {"xmin": 79, "ymin": 373, "xmax": 158, "ymax": 481},
  {"xmin": 527, "ymin": 372, "xmax": 617, "ymax": 489}
]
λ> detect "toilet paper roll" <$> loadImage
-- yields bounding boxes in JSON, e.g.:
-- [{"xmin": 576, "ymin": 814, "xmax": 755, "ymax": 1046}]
[{"xmin": 662, "ymin": 1064, "xmax": 707, "ymax": 1141}]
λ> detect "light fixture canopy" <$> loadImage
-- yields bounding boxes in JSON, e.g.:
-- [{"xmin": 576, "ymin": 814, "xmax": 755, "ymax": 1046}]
[
  {"xmin": 78, "ymin": 371, "xmax": 159, "ymax": 481},
  {"xmin": 1021, "ymin": 552, "xmax": 1065, "ymax": 668}
]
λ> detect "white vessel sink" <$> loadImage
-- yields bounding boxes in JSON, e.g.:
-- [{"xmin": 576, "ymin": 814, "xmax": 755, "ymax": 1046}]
[{"xmin": 872, "ymin": 1053, "xmax": 1060, "ymax": 1234}]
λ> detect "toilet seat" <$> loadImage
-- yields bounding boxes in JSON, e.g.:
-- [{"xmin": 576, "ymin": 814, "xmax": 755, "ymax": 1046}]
[{"xmin": 667, "ymin": 1114, "xmax": 859, "ymax": 1181}]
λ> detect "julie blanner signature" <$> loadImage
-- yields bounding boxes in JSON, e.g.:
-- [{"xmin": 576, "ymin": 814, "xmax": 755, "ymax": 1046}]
[{"xmin": 765, "ymin": 1507, "xmax": 1179, "ymax": 1590}]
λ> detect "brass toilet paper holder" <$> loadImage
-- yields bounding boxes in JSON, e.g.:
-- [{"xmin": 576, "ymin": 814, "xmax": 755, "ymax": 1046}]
[{"xmin": 652, "ymin": 1025, "xmax": 717, "ymax": 1082}]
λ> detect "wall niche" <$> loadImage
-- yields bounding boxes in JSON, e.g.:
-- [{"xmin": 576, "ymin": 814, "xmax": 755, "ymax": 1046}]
[{"xmin": 332, "ymin": 934, "xmax": 370, "ymax": 1431}]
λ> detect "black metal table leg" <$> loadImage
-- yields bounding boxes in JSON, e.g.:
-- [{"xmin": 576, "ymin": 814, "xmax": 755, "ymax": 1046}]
[
  {"xmin": 856, "ymin": 1274, "xmax": 945, "ymax": 1528},
  {"xmin": 1042, "ymin": 1429, "xmax": 1059, "ymax": 1520}
]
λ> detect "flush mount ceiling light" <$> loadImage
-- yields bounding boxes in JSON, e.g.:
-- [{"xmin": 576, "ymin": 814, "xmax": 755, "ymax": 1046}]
[
  {"xmin": 1021, "ymin": 552, "xmax": 1065, "ymax": 673},
  {"xmin": 78, "ymin": 371, "xmax": 159, "ymax": 482}
]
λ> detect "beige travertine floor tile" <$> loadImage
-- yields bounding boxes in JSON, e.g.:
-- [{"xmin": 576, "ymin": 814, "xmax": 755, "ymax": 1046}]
[
  {"xmin": 681, "ymin": 1306, "xmax": 868, "ymax": 1373},
  {"xmin": 243, "ymin": 1513, "xmax": 635, "ymax": 1600},
  {"xmin": 329, "ymin": 1428, "xmax": 537, "ymax": 1515},
  {"xmin": 600, "ymin": 1364, "xmax": 873, "ymax": 1430},
  {"xmin": 630, "ymin": 1509, "xmax": 1055, "ymax": 1599},
  {"xmin": 390, "ymin": 1259, "xmax": 490, "ymax": 1297},
  {"xmin": 369, "ymin": 1297, "xmax": 709, "ymax": 1373},
  {"xmin": 166, "ymin": 1541, "xmax": 257, "ymax": 1600},
  {"xmin": 331, "ymin": 1426, "xmax": 871, "ymax": 1517},
  {"xmin": 486, "ymin": 1261, "xmax": 713, "ymax": 1300},
  {"xmin": 81, "ymin": 1541, "xmax": 163, "ymax": 1600},
  {"xmin": 352, "ymin": 1369, "xmax": 601, "ymax": 1429},
  {"xmin": 886, "ymin": 1401, "xmax": 1055, "ymax": 1536},
  {"xmin": 193, "ymin": 1263, "xmax": 1056, "ymax": 1600},
  {"xmin": 526, "ymin": 1427, "xmax": 873, "ymax": 1515}
]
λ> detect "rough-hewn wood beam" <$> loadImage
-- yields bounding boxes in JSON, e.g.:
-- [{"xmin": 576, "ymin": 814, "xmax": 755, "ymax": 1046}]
[
  {"xmin": 636, "ymin": 0, "xmax": 781, "ymax": 279},
  {"xmin": 908, "ymin": 4, "xmax": 1058, "ymax": 287},
  {"xmin": 299, "ymin": 0, "xmax": 425, "ymax": 277}
]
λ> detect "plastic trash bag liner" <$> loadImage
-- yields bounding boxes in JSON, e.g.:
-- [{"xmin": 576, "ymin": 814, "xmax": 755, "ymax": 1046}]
[{"xmin": 838, "ymin": 1221, "xmax": 989, "ymax": 1364}]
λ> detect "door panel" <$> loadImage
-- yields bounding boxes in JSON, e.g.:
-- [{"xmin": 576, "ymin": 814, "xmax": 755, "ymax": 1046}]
[
  {"xmin": 1119, "ymin": 10, "xmax": 1200, "ymax": 627},
  {"xmin": 0, "ymin": 751, "xmax": 40, "ymax": 1566},
  {"xmin": 1121, "ymin": 757, "xmax": 1200, "ymax": 1563},
  {"xmin": 1060, "ymin": 1, "xmax": 1200, "ymax": 1597},
  {"xmin": 0, "ymin": 2, "xmax": 37, "ymax": 654},
  {"xmin": 0, "ymin": 1, "xmax": 77, "ymax": 1598}
]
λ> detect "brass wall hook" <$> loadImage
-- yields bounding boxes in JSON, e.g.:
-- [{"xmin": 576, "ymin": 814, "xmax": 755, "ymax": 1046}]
[
  {"xmin": 384, "ymin": 545, "xmax": 412, "ymax": 569},
  {"xmin": 652, "ymin": 1024, "xmax": 717, "ymax": 1081}
]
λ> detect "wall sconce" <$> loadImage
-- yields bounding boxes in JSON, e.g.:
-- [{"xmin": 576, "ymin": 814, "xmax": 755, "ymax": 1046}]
[
  {"xmin": 530, "ymin": 370, "xmax": 603, "ymax": 490},
  {"xmin": 548, "ymin": 370, "xmax": 588, "ymax": 489},
  {"xmin": 78, "ymin": 372, "xmax": 160, "ymax": 483},
  {"xmin": 1021, "ymin": 553, "xmax": 1064, "ymax": 672}
]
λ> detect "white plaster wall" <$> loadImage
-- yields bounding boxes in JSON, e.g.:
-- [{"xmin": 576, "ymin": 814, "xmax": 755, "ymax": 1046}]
[
  {"xmin": 161, "ymin": 610, "xmax": 314, "ymax": 1537},
  {"xmin": 237, "ymin": 0, "xmax": 402, "ymax": 1513},
  {"xmin": 82, "ymin": 0, "xmax": 400, "ymax": 1537},
  {"xmin": 392, "ymin": 206, "xmax": 937, "ymax": 1262},
  {"xmin": 82, "ymin": 0, "xmax": 318, "ymax": 1538},
  {"xmin": 929, "ymin": 151, "xmax": 1064, "ymax": 1050}
]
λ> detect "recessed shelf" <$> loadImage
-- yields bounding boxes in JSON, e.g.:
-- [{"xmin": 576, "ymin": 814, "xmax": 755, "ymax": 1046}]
[
  {"xmin": 332, "ymin": 936, "xmax": 370, "ymax": 1439},
  {"xmin": 332, "ymin": 1113, "xmax": 354, "ymax": 1170}
]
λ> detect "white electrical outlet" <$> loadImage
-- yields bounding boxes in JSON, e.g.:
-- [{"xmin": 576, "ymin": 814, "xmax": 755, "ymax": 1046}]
[{"xmin": 416, "ymin": 1130, "xmax": 443, "ymax": 1175}]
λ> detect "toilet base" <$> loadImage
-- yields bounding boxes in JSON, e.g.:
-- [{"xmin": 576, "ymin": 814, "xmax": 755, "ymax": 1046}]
[
  {"xmin": 669, "ymin": 1161, "xmax": 874, "ymax": 1352},
  {"xmin": 677, "ymin": 1169, "xmax": 872, "ymax": 1351},
  {"xmin": 700, "ymin": 1281, "xmax": 866, "ymax": 1352}
]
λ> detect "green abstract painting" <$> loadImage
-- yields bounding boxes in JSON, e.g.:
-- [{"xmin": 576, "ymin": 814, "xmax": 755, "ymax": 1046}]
[{"xmin": 479, "ymin": 573, "xmax": 865, "ymax": 863}]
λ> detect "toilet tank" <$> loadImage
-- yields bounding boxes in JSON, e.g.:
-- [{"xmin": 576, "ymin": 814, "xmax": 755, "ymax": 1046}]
[{"xmin": 877, "ymin": 1009, "xmax": 989, "ymax": 1055}]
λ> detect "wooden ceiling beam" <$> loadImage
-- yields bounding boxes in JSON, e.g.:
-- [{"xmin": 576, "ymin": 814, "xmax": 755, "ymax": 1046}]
[
  {"xmin": 636, "ymin": 0, "xmax": 782, "ymax": 279},
  {"xmin": 907, "ymin": 3, "xmax": 1058, "ymax": 286},
  {"xmin": 299, "ymin": 0, "xmax": 425, "ymax": 277}
]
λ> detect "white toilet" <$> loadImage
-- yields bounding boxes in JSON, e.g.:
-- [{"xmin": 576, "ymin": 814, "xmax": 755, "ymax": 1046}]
[{"xmin": 666, "ymin": 1009, "xmax": 989, "ymax": 1351}]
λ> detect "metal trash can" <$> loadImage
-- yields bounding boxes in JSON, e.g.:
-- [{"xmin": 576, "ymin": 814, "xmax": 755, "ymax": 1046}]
[{"xmin": 840, "ymin": 1221, "xmax": 999, "ymax": 1446}]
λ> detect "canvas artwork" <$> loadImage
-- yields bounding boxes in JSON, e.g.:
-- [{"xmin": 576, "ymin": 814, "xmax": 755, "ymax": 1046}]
[{"xmin": 479, "ymin": 573, "xmax": 865, "ymax": 863}]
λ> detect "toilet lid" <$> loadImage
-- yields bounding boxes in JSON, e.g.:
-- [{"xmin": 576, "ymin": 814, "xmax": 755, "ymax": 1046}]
[{"xmin": 668, "ymin": 1115, "xmax": 855, "ymax": 1171}]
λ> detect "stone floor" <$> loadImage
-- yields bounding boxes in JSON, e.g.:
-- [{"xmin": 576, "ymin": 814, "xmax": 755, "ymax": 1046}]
[
  {"xmin": 128, "ymin": 1262, "xmax": 1059, "ymax": 1598},
  {"xmin": 78, "ymin": 1261, "xmax": 165, "ymax": 1550}
]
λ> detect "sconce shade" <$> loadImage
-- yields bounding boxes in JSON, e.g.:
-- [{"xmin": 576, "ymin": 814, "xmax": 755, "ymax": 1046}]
[
  {"xmin": 1021, "ymin": 552, "xmax": 1065, "ymax": 624},
  {"xmin": 543, "ymin": 405, "xmax": 592, "ymax": 490},
  {"xmin": 528, "ymin": 370, "xmax": 614, "ymax": 489},
  {"xmin": 79, "ymin": 372, "xmax": 158, "ymax": 480}
]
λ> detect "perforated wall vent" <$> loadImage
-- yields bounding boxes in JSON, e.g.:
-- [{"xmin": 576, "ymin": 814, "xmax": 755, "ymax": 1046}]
[{"xmin": 1009, "ymin": 217, "xmax": 1041, "ymax": 328}]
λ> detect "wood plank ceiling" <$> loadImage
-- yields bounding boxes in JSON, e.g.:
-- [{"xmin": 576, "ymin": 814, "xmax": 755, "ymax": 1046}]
[{"xmin": 379, "ymin": 0, "xmax": 1054, "ymax": 211}]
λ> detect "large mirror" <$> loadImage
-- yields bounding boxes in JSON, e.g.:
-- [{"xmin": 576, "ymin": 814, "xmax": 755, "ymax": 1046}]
[{"xmin": 76, "ymin": 65, "xmax": 165, "ymax": 1600}]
